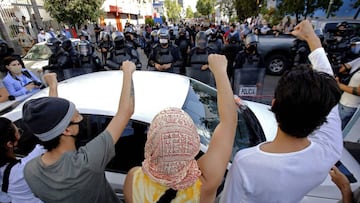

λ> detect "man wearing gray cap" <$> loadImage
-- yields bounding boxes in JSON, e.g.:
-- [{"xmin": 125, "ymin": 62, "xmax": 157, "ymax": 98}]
[{"xmin": 22, "ymin": 61, "xmax": 136, "ymax": 203}]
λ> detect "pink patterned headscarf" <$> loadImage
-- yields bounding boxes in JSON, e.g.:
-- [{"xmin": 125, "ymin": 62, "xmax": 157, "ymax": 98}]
[{"xmin": 142, "ymin": 107, "xmax": 201, "ymax": 190}]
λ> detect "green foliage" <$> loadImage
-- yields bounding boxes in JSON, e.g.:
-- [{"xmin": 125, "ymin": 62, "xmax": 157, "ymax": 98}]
[
  {"xmin": 186, "ymin": 6, "xmax": 194, "ymax": 18},
  {"xmin": 196, "ymin": 0, "xmax": 216, "ymax": 17},
  {"xmin": 278, "ymin": 0, "xmax": 343, "ymax": 21},
  {"xmin": 145, "ymin": 18, "xmax": 154, "ymax": 27},
  {"xmin": 44, "ymin": 0, "xmax": 103, "ymax": 26},
  {"xmin": 261, "ymin": 7, "xmax": 284, "ymax": 26},
  {"xmin": 234, "ymin": 0, "xmax": 258, "ymax": 20},
  {"xmin": 220, "ymin": 0, "xmax": 235, "ymax": 19},
  {"xmin": 164, "ymin": 0, "xmax": 182, "ymax": 22}
]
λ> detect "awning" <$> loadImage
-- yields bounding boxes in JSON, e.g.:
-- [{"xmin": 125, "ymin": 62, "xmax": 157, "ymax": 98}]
[{"xmin": 109, "ymin": 5, "xmax": 122, "ymax": 13}]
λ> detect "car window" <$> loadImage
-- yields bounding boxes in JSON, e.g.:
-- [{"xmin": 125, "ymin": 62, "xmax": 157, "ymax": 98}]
[
  {"xmin": 23, "ymin": 44, "xmax": 52, "ymax": 60},
  {"xmin": 14, "ymin": 116, "xmax": 149, "ymax": 174},
  {"xmin": 183, "ymin": 79, "xmax": 267, "ymax": 162}
]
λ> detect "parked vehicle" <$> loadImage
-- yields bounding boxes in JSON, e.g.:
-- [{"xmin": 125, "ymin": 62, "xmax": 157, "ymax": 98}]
[
  {"xmin": 4, "ymin": 71, "xmax": 359, "ymax": 202},
  {"xmin": 22, "ymin": 38, "xmax": 80, "ymax": 79},
  {"xmin": 256, "ymin": 34, "xmax": 296, "ymax": 75}
]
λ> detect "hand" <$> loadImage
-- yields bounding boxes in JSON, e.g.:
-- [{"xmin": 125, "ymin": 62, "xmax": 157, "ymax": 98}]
[
  {"xmin": 329, "ymin": 166, "xmax": 350, "ymax": 191},
  {"xmin": 339, "ymin": 63, "xmax": 350, "ymax": 74},
  {"xmin": 122, "ymin": 60, "xmax": 136, "ymax": 74},
  {"xmin": 291, "ymin": 20, "xmax": 317, "ymax": 41},
  {"xmin": 163, "ymin": 63, "xmax": 172, "ymax": 69},
  {"xmin": 208, "ymin": 54, "xmax": 227, "ymax": 75},
  {"xmin": 201, "ymin": 64, "xmax": 209, "ymax": 70},
  {"xmin": 155, "ymin": 63, "xmax": 162, "ymax": 71},
  {"xmin": 25, "ymin": 83, "xmax": 36, "ymax": 91},
  {"xmin": 44, "ymin": 73, "xmax": 58, "ymax": 88}
]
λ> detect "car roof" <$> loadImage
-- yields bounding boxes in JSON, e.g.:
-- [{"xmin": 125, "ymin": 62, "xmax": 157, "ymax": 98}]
[{"xmin": 3, "ymin": 71, "xmax": 190, "ymax": 124}]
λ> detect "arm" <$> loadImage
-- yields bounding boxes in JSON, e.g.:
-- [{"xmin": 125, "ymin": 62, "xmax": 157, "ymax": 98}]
[
  {"xmin": 3, "ymin": 76, "xmax": 28, "ymax": 97},
  {"xmin": 0, "ymin": 86, "xmax": 9, "ymax": 102},
  {"xmin": 197, "ymin": 54, "xmax": 238, "ymax": 196},
  {"xmin": 43, "ymin": 73, "xmax": 58, "ymax": 97},
  {"xmin": 291, "ymin": 20, "xmax": 333, "ymax": 75},
  {"xmin": 330, "ymin": 166, "xmax": 353, "ymax": 203},
  {"xmin": 105, "ymin": 60, "xmax": 135, "ymax": 144}
]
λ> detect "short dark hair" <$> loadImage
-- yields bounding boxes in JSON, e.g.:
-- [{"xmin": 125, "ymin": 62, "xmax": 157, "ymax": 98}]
[
  {"xmin": 40, "ymin": 135, "xmax": 61, "ymax": 151},
  {"xmin": 271, "ymin": 64, "xmax": 341, "ymax": 138}
]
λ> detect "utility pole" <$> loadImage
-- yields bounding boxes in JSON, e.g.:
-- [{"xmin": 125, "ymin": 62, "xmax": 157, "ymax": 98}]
[
  {"xmin": 0, "ymin": 17, "xmax": 15, "ymax": 48},
  {"xmin": 326, "ymin": 0, "xmax": 334, "ymax": 19},
  {"xmin": 30, "ymin": 0, "xmax": 44, "ymax": 30}
]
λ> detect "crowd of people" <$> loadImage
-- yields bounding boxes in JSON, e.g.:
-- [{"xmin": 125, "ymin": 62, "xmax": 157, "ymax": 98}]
[{"xmin": 0, "ymin": 17, "xmax": 359, "ymax": 203}]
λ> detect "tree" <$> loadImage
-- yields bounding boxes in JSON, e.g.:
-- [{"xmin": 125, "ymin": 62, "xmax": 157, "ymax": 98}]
[
  {"xmin": 234, "ymin": 0, "xmax": 258, "ymax": 21},
  {"xmin": 164, "ymin": 0, "xmax": 182, "ymax": 23},
  {"xmin": 220, "ymin": 0, "xmax": 235, "ymax": 19},
  {"xmin": 186, "ymin": 6, "xmax": 194, "ymax": 18},
  {"xmin": 196, "ymin": 0, "xmax": 216, "ymax": 17},
  {"xmin": 278, "ymin": 0, "xmax": 343, "ymax": 23},
  {"xmin": 44, "ymin": 0, "xmax": 103, "ymax": 27}
]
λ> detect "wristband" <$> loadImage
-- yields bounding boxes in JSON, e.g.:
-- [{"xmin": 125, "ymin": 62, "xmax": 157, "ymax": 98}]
[{"xmin": 352, "ymin": 87, "xmax": 358, "ymax": 96}]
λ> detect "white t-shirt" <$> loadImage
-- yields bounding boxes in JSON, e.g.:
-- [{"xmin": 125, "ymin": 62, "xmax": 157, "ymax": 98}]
[
  {"xmin": 340, "ymin": 57, "xmax": 360, "ymax": 108},
  {"xmin": 0, "ymin": 145, "xmax": 45, "ymax": 203},
  {"xmin": 220, "ymin": 48, "xmax": 343, "ymax": 203}
]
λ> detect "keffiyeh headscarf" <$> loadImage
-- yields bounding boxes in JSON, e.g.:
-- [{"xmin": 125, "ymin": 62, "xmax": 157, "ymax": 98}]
[{"xmin": 142, "ymin": 107, "xmax": 201, "ymax": 190}]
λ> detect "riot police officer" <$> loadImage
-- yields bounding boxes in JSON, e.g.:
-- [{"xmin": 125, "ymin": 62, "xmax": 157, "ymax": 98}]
[
  {"xmin": 233, "ymin": 33, "xmax": 265, "ymax": 96},
  {"xmin": 222, "ymin": 32, "xmax": 242, "ymax": 89},
  {"xmin": 207, "ymin": 28, "xmax": 223, "ymax": 54},
  {"xmin": 124, "ymin": 26, "xmax": 140, "ymax": 49},
  {"xmin": 148, "ymin": 28, "xmax": 182, "ymax": 73},
  {"xmin": 97, "ymin": 31, "xmax": 112, "ymax": 66},
  {"xmin": 77, "ymin": 39, "xmax": 102, "ymax": 73},
  {"xmin": 187, "ymin": 31, "xmax": 215, "ymax": 86},
  {"xmin": 61, "ymin": 39, "xmax": 80, "ymax": 69},
  {"xmin": 107, "ymin": 31, "xmax": 142, "ymax": 70},
  {"xmin": 175, "ymin": 27, "xmax": 191, "ymax": 75},
  {"xmin": 43, "ymin": 37, "xmax": 71, "ymax": 81}
]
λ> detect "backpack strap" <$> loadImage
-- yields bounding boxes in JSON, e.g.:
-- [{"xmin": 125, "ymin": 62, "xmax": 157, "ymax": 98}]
[
  {"xmin": 21, "ymin": 70, "xmax": 33, "ymax": 80},
  {"xmin": 2, "ymin": 159, "xmax": 21, "ymax": 193},
  {"xmin": 156, "ymin": 188, "xmax": 178, "ymax": 203}
]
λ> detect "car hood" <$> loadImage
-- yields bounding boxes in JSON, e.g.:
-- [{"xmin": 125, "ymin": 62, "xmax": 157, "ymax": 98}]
[{"xmin": 3, "ymin": 71, "xmax": 190, "ymax": 124}]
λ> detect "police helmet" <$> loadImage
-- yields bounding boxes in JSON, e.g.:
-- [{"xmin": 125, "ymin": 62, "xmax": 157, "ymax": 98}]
[
  {"xmin": 46, "ymin": 37, "xmax": 62, "ymax": 53},
  {"xmin": 158, "ymin": 28, "xmax": 169, "ymax": 39},
  {"xmin": 0, "ymin": 39, "xmax": 8, "ymax": 56},
  {"xmin": 100, "ymin": 31, "xmax": 110, "ymax": 41},
  {"xmin": 79, "ymin": 30, "xmax": 90, "ymax": 40},
  {"xmin": 195, "ymin": 31, "xmax": 208, "ymax": 49},
  {"xmin": 245, "ymin": 34, "xmax": 259, "ymax": 54},
  {"xmin": 228, "ymin": 32, "xmax": 239, "ymax": 44},
  {"xmin": 112, "ymin": 31, "xmax": 126, "ymax": 49},
  {"xmin": 124, "ymin": 26, "xmax": 136, "ymax": 35},
  {"xmin": 336, "ymin": 21, "xmax": 350, "ymax": 30},
  {"xmin": 158, "ymin": 28, "xmax": 169, "ymax": 46},
  {"xmin": 61, "ymin": 39, "xmax": 73, "ymax": 51}
]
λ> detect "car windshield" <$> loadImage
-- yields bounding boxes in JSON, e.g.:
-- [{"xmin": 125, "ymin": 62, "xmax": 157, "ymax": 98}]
[
  {"xmin": 23, "ymin": 44, "xmax": 52, "ymax": 60},
  {"xmin": 183, "ymin": 79, "xmax": 267, "ymax": 161}
]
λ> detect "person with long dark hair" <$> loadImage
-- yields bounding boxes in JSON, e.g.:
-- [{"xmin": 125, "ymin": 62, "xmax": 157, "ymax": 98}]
[{"xmin": 0, "ymin": 73, "xmax": 57, "ymax": 203}]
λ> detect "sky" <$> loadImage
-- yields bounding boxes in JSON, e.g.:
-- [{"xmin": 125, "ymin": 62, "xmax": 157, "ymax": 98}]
[{"xmin": 183, "ymin": 0, "xmax": 198, "ymax": 12}]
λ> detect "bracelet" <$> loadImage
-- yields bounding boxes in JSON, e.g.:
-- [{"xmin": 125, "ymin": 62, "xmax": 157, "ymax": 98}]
[
  {"xmin": 352, "ymin": 87, "xmax": 358, "ymax": 96},
  {"xmin": 344, "ymin": 63, "xmax": 351, "ymax": 71}
]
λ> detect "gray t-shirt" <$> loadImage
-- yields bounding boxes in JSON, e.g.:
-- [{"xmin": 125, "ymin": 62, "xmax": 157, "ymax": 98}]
[
  {"xmin": 24, "ymin": 131, "xmax": 120, "ymax": 203},
  {"xmin": 0, "ymin": 80, "xmax": 4, "ymax": 88}
]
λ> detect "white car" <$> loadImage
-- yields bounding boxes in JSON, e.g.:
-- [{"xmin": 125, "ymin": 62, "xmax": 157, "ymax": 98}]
[
  {"xmin": 22, "ymin": 38, "xmax": 80, "ymax": 80},
  {"xmin": 4, "ymin": 71, "xmax": 360, "ymax": 202}
]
